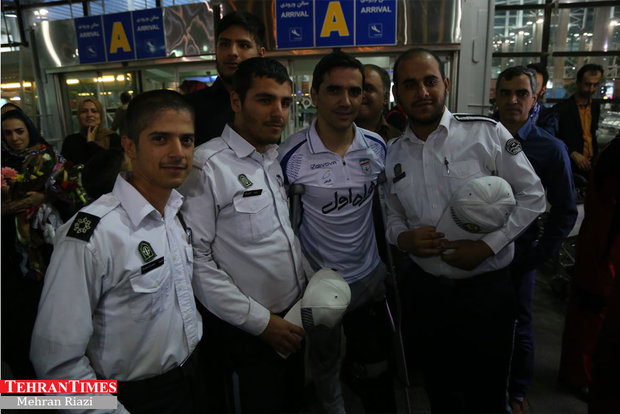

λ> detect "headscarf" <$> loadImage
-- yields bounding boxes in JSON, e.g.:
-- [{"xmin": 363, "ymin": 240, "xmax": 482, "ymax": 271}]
[
  {"xmin": 77, "ymin": 98, "xmax": 117, "ymax": 150},
  {"xmin": 1, "ymin": 109, "xmax": 45, "ymax": 169}
]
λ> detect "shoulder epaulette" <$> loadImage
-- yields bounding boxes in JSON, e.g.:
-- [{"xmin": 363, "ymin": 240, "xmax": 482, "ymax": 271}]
[
  {"xmin": 66, "ymin": 212, "xmax": 101, "ymax": 241},
  {"xmin": 66, "ymin": 194, "xmax": 119, "ymax": 242},
  {"xmin": 453, "ymin": 113, "xmax": 498, "ymax": 124}
]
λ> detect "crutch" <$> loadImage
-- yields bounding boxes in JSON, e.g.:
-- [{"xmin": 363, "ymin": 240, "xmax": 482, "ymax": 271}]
[
  {"xmin": 375, "ymin": 171, "xmax": 413, "ymax": 414},
  {"xmin": 289, "ymin": 183, "xmax": 306, "ymax": 236}
]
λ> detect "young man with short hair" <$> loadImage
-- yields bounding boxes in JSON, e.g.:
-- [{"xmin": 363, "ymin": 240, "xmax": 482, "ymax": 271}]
[
  {"xmin": 279, "ymin": 51, "xmax": 396, "ymax": 414},
  {"xmin": 386, "ymin": 48, "xmax": 545, "ymax": 413},
  {"xmin": 31, "ymin": 90, "xmax": 204, "ymax": 413},
  {"xmin": 180, "ymin": 57, "xmax": 306, "ymax": 414},
  {"xmin": 187, "ymin": 11, "xmax": 266, "ymax": 145}
]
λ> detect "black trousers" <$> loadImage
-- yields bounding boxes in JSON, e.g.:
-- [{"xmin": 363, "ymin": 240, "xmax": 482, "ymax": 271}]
[
  {"xmin": 199, "ymin": 308, "xmax": 305, "ymax": 414},
  {"xmin": 117, "ymin": 349, "xmax": 207, "ymax": 414},
  {"xmin": 402, "ymin": 258, "xmax": 516, "ymax": 414}
]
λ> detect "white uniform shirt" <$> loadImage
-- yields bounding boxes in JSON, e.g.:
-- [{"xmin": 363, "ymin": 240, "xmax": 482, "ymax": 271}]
[
  {"xmin": 31, "ymin": 174, "xmax": 202, "ymax": 382},
  {"xmin": 179, "ymin": 125, "xmax": 305, "ymax": 336},
  {"xmin": 278, "ymin": 120, "xmax": 385, "ymax": 283},
  {"xmin": 385, "ymin": 109, "xmax": 546, "ymax": 278}
]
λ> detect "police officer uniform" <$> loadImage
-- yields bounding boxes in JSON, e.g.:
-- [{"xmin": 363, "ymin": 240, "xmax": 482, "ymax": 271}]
[
  {"xmin": 30, "ymin": 173, "xmax": 203, "ymax": 414},
  {"xmin": 384, "ymin": 109, "xmax": 546, "ymax": 413},
  {"xmin": 279, "ymin": 120, "xmax": 396, "ymax": 414},
  {"xmin": 179, "ymin": 124, "xmax": 306, "ymax": 414}
]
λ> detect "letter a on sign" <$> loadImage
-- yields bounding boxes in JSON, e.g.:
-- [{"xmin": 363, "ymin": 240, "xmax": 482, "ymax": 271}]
[
  {"xmin": 320, "ymin": 1, "xmax": 349, "ymax": 37},
  {"xmin": 109, "ymin": 22, "xmax": 131, "ymax": 53}
]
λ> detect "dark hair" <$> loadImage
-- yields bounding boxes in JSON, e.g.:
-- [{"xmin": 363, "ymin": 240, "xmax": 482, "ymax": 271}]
[
  {"xmin": 216, "ymin": 11, "xmax": 266, "ymax": 49},
  {"xmin": 1, "ymin": 102, "xmax": 21, "ymax": 113},
  {"xmin": 125, "ymin": 90, "xmax": 194, "ymax": 145},
  {"xmin": 496, "ymin": 66, "xmax": 537, "ymax": 95},
  {"xmin": 82, "ymin": 149, "xmax": 124, "ymax": 200},
  {"xmin": 232, "ymin": 57, "xmax": 292, "ymax": 103},
  {"xmin": 393, "ymin": 48, "xmax": 445, "ymax": 87},
  {"xmin": 311, "ymin": 51, "xmax": 364, "ymax": 92},
  {"xmin": 363, "ymin": 64, "xmax": 391, "ymax": 96},
  {"xmin": 576, "ymin": 63, "xmax": 603, "ymax": 83},
  {"xmin": 120, "ymin": 92, "xmax": 132, "ymax": 104},
  {"xmin": 526, "ymin": 62, "xmax": 549, "ymax": 86}
]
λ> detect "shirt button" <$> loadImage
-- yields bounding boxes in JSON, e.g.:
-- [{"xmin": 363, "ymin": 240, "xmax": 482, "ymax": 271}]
[
  {"xmin": 179, "ymin": 284, "xmax": 184, "ymax": 290},
  {"xmin": 173, "ymin": 254, "xmax": 178, "ymax": 260},
  {"xmin": 184, "ymin": 313, "xmax": 189, "ymax": 319}
]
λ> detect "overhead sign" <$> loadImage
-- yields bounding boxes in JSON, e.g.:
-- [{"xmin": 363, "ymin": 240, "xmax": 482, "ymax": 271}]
[
  {"xmin": 276, "ymin": 0, "xmax": 314, "ymax": 49},
  {"xmin": 103, "ymin": 12, "xmax": 135, "ymax": 62},
  {"xmin": 315, "ymin": 0, "xmax": 355, "ymax": 48},
  {"xmin": 75, "ymin": 16, "xmax": 106, "ymax": 64},
  {"xmin": 356, "ymin": 0, "xmax": 397, "ymax": 46},
  {"xmin": 75, "ymin": 8, "xmax": 166, "ymax": 63},
  {"xmin": 275, "ymin": 0, "xmax": 397, "ymax": 49},
  {"xmin": 133, "ymin": 8, "xmax": 166, "ymax": 59}
]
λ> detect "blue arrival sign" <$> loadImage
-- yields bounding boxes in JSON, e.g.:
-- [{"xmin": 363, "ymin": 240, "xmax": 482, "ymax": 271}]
[
  {"xmin": 75, "ymin": 16, "xmax": 106, "ymax": 64},
  {"xmin": 315, "ymin": 0, "xmax": 355, "ymax": 47},
  {"xmin": 356, "ymin": 0, "xmax": 396, "ymax": 45},
  {"xmin": 274, "ymin": 0, "xmax": 397, "ymax": 49},
  {"xmin": 276, "ymin": 0, "xmax": 314, "ymax": 49},
  {"xmin": 133, "ymin": 9, "xmax": 166, "ymax": 59},
  {"xmin": 103, "ymin": 12, "xmax": 135, "ymax": 62}
]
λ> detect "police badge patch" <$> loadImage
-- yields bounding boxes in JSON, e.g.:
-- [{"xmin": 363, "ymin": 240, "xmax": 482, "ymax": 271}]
[
  {"xmin": 238, "ymin": 174, "xmax": 253, "ymax": 188},
  {"xmin": 138, "ymin": 241, "xmax": 156, "ymax": 263},
  {"xmin": 66, "ymin": 212, "xmax": 101, "ymax": 241},
  {"xmin": 505, "ymin": 138, "xmax": 523, "ymax": 155}
]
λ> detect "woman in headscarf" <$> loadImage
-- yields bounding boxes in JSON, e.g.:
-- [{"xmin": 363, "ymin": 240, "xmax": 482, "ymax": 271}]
[
  {"xmin": 61, "ymin": 97, "xmax": 121, "ymax": 165},
  {"xmin": 1, "ymin": 108, "xmax": 64, "ymax": 379}
]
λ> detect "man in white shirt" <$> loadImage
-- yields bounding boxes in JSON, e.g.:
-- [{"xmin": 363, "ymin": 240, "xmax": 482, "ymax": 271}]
[
  {"xmin": 31, "ymin": 90, "xmax": 203, "ymax": 414},
  {"xmin": 179, "ymin": 57, "xmax": 306, "ymax": 414},
  {"xmin": 385, "ymin": 48, "xmax": 546, "ymax": 413},
  {"xmin": 279, "ymin": 51, "xmax": 396, "ymax": 414}
]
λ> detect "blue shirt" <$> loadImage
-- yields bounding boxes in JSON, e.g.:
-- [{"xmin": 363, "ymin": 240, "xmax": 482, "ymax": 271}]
[
  {"xmin": 513, "ymin": 117, "xmax": 578, "ymax": 272},
  {"xmin": 529, "ymin": 102, "xmax": 557, "ymax": 136}
]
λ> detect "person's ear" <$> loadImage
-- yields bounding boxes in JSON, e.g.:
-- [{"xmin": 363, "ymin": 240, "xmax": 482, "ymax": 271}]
[
  {"xmin": 230, "ymin": 91, "xmax": 242, "ymax": 113},
  {"xmin": 391, "ymin": 84, "xmax": 400, "ymax": 105},
  {"xmin": 121, "ymin": 136, "xmax": 136, "ymax": 160}
]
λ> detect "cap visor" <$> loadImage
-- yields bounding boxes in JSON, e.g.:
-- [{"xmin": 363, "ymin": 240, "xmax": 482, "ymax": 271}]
[
  {"xmin": 283, "ymin": 300, "xmax": 302, "ymax": 328},
  {"xmin": 436, "ymin": 205, "xmax": 485, "ymax": 242}
]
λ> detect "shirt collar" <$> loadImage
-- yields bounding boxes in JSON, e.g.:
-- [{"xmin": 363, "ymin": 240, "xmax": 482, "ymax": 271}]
[
  {"xmin": 402, "ymin": 107, "xmax": 451, "ymax": 143},
  {"xmin": 306, "ymin": 118, "xmax": 368, "ymax": 154},
  {"xmin": 221, "ymin": 124, "xmax": 278, "ymax": 161},
  {"xmin": 516, "ymin": 116, "xmax": 536, "ymax": 141},
  {"xmin": 113, "ymin": 173, "xmax": 183, "ymax": 227}
]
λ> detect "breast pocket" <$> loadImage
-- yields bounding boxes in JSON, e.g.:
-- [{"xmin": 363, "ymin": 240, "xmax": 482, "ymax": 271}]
[
  {"xmin": 128, "ymin": 264, "xmax": 172, "ymax": 321},
  {"xmin": 232, "ymin": 193, "xmax": 277, "ymax": 243},
  {"xmin": 443, "ymin": 160, "xmax": 481, "ymax": 179}
]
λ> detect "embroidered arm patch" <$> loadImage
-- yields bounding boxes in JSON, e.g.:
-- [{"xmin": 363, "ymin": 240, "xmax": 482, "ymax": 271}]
[
  {"xmin": 505, "ymin": 138, "xmax": 523, "ymax": 155},
  {"xmin": 66, "ymin": 212, "xmax": 101, "ymax": 241}
]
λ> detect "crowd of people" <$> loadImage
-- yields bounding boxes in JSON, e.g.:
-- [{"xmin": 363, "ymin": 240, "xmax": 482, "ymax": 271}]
[{"xmin": 1, "ymin": 9, "xmax": 619, "ymax": 414}]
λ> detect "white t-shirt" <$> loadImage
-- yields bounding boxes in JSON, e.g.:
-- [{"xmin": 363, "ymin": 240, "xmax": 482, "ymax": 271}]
[{"xmin": 279, "ymin": 120, "xmax": 386, "ymax": 284}]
